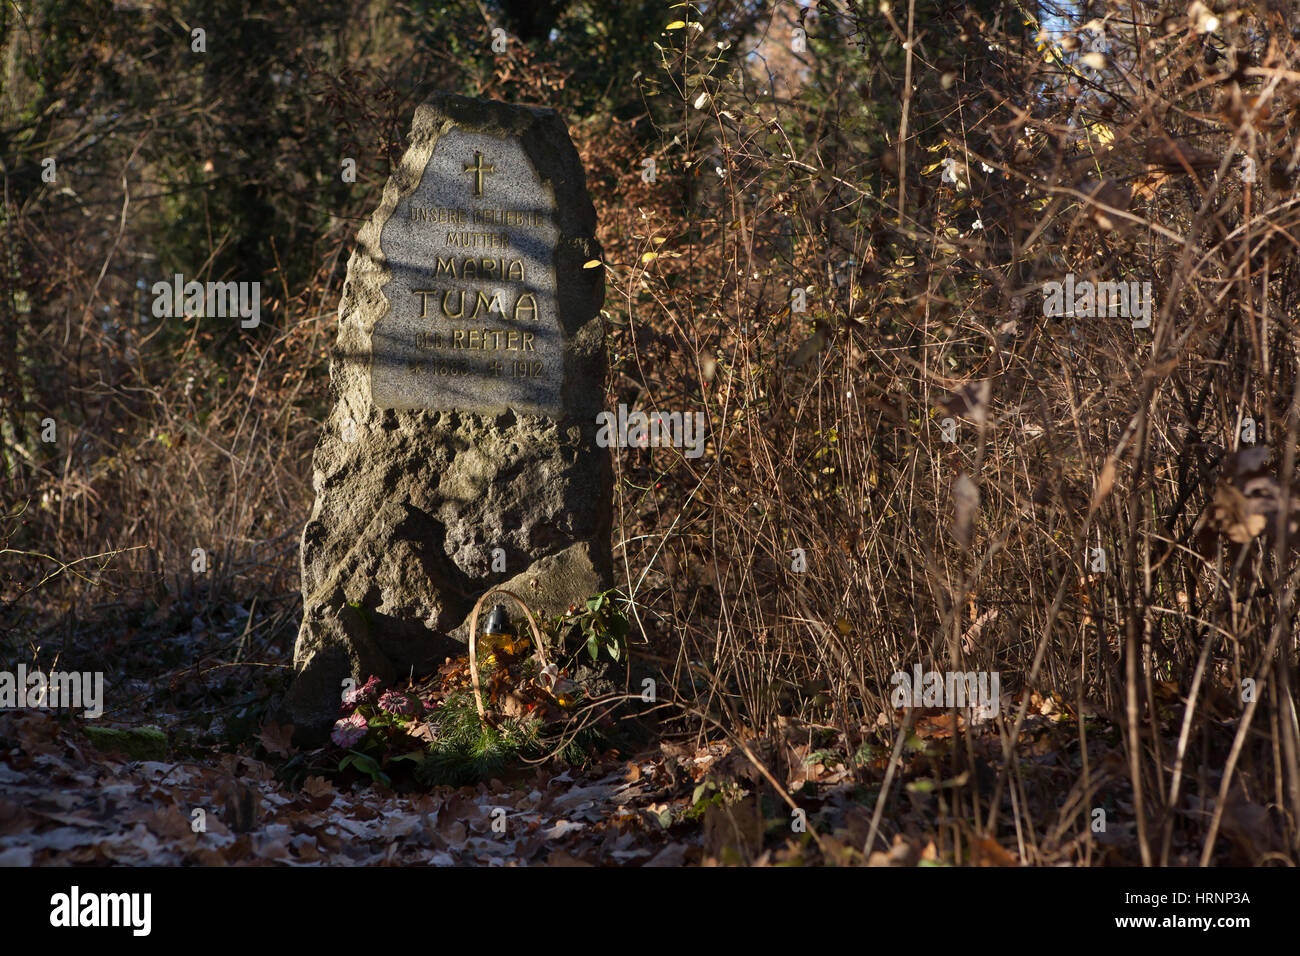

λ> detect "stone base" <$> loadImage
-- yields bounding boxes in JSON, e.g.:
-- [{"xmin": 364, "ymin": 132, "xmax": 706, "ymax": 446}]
[{"xmin": 281, "ymin": 411, "xmax": 611, "ymax": 739}]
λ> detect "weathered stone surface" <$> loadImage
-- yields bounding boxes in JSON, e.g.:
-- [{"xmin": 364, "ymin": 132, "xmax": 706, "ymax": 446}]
[{"xmin": 282, "ymin": 93, "xmax": 610, "ymax": 740}]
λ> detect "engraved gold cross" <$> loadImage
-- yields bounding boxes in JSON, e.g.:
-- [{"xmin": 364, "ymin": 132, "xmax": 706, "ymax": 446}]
[{"xmin": 464, "ymin": 151, "xmax": 495, "ymax": 197}]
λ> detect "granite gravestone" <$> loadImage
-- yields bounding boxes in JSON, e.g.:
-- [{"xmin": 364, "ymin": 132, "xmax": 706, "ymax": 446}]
[{"xmin": 283, "ymin": 93, "xmax": 610, "ymax": 738}]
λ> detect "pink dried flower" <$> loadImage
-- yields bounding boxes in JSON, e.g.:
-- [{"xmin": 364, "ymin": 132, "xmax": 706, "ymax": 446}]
[
  {"xmin": 379, "ymin": 689, "xmax": 419, "ymax": 717},
  {"xmin": 342, "ymin": 675, "xmax": 382, "ymax": 711},
  {"xmin": 331, "ymin": 712, "xmax": 368, "ymax": 748}
]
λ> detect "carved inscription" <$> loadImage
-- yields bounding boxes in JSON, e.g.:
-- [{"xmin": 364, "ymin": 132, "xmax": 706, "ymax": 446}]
[{"xmin": 370, "ymin": 128, "xmax": 562, "ymax": 414}]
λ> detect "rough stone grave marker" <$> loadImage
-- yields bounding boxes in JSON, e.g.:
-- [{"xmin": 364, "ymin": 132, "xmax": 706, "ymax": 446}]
[{"xmin": 283, "ymin": 93, "xmax": 610, "ymax": 737}]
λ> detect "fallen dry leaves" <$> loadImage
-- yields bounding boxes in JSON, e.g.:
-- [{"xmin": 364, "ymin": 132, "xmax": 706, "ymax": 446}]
[
  {"xmin": 3, "ymin": 694, "xmax": 1276, "ymax": 866},
  {"xmin": 0, "ymin": 711, "xmax": 686, "ymax": 866}
]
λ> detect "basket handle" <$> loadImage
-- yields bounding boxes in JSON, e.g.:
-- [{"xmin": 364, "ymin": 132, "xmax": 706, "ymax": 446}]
[{"xmin": 467, "ymin": 588, "xmax": 553, "ymax": 723}]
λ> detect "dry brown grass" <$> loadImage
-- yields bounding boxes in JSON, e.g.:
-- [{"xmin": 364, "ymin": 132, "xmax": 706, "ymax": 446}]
[{"xmin": 588, "ymin": 0, "xmax": 1300, "ymax": 864}]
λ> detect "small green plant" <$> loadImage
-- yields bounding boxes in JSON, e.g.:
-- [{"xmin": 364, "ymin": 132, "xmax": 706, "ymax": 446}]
[
  {"xmin": 415, "ymin": 690, "xmax": 626, "ymax": 787},
  {"xmin": 554, "ymin": 588, "xmax": 630, "ymax": 664},
  {"xmin": 416, "ymin": 690, "xmax": 542, "ymax": 787},
  {"xmin": 680, "ymin": 777, "xmax": 746, "ymax": 823},
  {"xmin": 804, "ymin": 748, "xmax": 841, "ymax": 770},
  {"xmin": 852, "ymin": 740, "xmax": 882, "ymax": 766}
]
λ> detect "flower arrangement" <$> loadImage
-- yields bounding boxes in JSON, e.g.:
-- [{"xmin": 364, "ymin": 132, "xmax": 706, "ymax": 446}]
[{"xmin": 330, "ymin": 676, "xmax": 430, "ymax": 784}]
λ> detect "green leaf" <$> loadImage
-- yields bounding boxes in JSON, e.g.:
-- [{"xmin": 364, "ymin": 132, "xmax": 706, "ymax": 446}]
[
  {"xmin": 586, "ymin": 634, "xmax": 600, "ymax": 662},
  {"xmin": 345, "ymin": 749, "xmax": 379, "ymax": 780},
  {"xmin": 353, "ymin": 754, "xmax": 378, "ymax": 773}
]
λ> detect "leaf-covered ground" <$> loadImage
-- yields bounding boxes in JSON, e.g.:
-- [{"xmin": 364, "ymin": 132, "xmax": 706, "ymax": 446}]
[
  {"xmin": 3, "ymin": 695, "xmax": 1281, "ymax": 867},
  {"xmin": 2, "ymin": 602, "xmax": 1284, "ymax": 866},
  {"xmin": 0, "ymin": 709, "xmax": 692, "ymax": 866}
]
